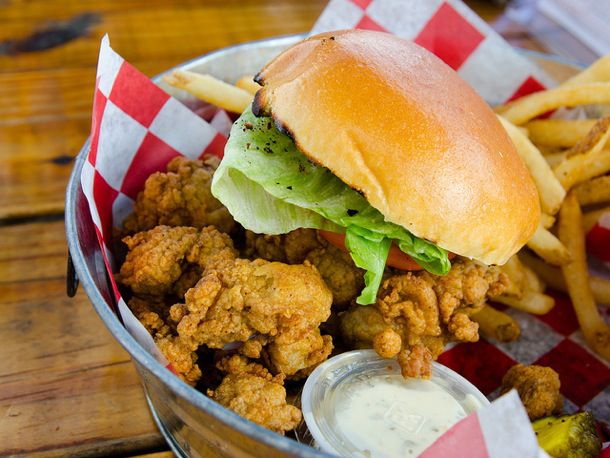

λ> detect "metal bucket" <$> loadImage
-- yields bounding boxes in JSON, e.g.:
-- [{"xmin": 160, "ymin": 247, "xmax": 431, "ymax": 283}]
[
  {"xmin": 65, "ymin": 33, "xmax": 332, "ymax": 458},
  {"xmin": 65, "ymin": 34, "xmax": 582, "ymax": 457}
]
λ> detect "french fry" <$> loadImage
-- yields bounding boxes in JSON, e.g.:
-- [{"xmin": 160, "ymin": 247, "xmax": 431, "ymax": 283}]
[
  {"xmin": 525, "ymin": 119, "xmax": 597, "ymax": 147},
  {"xmin": 554, "ymin": 147, "xmax": 610, "ymax": 191},
  {"xmin": 519, "ymin": 251, "xmax": 565, "ymax": 292},
  {"xmin": 574, "ymin": 175, "xmax": 610, "ymax": 206},
  {"xmin": 526, "ymin": 224, "xmax": 571, "ymax": 266},
  {"xmin": 499, "ymin": 116, "xmax": 566, "ymax": 214},
  {"xmin": 540, "ymin": 213, "xmax": 555, "ymax": 229},
  {"xmin": 522, "ymin": 264, "xmax": 545, "ymax": 293},
  {"xmin": 544, "ymin": 151, "xmax": 568, "ymax": 168},
  {"xmin": 498, "ymin": 82, "xmax": 610, "ymax": 125},
  {"xmin": 559, "ymin": 192, "xmax": 610, "ymax": 360},
  {"xmin": 563, "ymin": 53, "xmax": 610, "ymax": 86},
  {"xmin": 553, "ymin": 119, "xmax": 610, "ymax": 191},
  {"xmin": 472, "ymin": 306, "xmax": 521, "ymax": 342},
  {"xmin": 582, "ymin": 206, "xmax": 610, "ymax": 232},
  {"xmin": 565, "ymin": 117, "xmax": 610, "ymax": 158},
  {"xmin": 537, "ymin": 145, "xmax": 565, "ymax": 156},
  {"xmin": 162, "ymin": 70, "xmax": 253, "ymax": 114},
  {"xmin": 591, "ymin": 276, "xmax": 610, "ymax": 307},
  {"xmin": 519, "ymin": 250, "xmax": 610, "ymax": 306},
  {"xmin": 499, "ymin": 255, "xmax": 527, "ymax": 297},
  {"xmin": 494, "ymin": 291, "xmax": 555, "ymax": 315},
  {"xmin": 236, "ymin": 75, "xmax": 261, "ymax": 96}
]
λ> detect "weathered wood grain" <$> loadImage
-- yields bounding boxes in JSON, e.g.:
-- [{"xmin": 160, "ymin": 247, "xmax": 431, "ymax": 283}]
[
  {"xmin": 0, "ymin": 1, "xmax": 327, "ymax": 73},
  {"xmin": 0, "ymin": 220, "xmax": 163, "ymax": 456},
  {"xmin": 0, "ymin": 119, "xmax": 88, "ymax": 219},
  {"xmin": 129, "ymin": 452, "xmax": 175, "ymax": 458}
]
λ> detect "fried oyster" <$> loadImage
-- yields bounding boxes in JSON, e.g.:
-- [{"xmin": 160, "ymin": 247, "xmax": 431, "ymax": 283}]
[{"xmin": 339, "ymin": 258, "xmax": 508, "ymax": 378}]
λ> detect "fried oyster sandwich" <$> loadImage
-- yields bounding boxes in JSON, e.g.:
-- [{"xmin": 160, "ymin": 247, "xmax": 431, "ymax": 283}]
[
  {"xmin": 211, "ymin": 29, "xmax": 539, "ymax": 376},
  {"xmin": 117, "ymin": 29, "xmax": 540, "ymax": 432}
]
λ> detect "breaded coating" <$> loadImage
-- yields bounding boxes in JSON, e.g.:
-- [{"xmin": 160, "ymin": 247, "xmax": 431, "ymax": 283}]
[
  {"xmin": 244, "ymin": 232, "xmax": 290, "ymax": 263},
  {"xmin": 501, "ymin": 364, "xmax": 563, "ymax": 420},
  {"xmin": 340, "ymin": 258, "xmax": 508, "ymax": 378},
  {"xmin": 208, "ymin": 355, "xmax": 301, "ymax": 433},
  {"xmin": 337, "ymin": 305, "xmax": 387, "ymax": 347},
  {"xmin": 156, "ymin": 335, "xmax": 202, "ymax": 385},
  {"xmin": 174, "ymin": 267, "xmax": 252, "ymax": 347},
  {"xmin": 185, "ymin": 225, "xmax": 238, "ymax": 269},
  {"xmin": 398, "ymin": 345, "xmax": 433, "ymax": 379},
  {"xmin": 267, "ymin": 329, "xmax": 333, "ymax": 378},
  {"xmin": 282, "ymin": 229, "xmax": 322, "ymax": 263},
  {"xmin": 172, "ymin": 266, "xmax": 203, "ymax": 298},
  {"xmin": 305, "ymin": 246, "xmax": 364, "ymax": 308},
  {"xmin": 118, "ymin": 225, "xmax": 237, "ymax": 297},
  {"xmin": 119, "ymin": 226, "xmax": 199, "ymax": 296},
  {"xmin": 127, "ymin": 296, "xmax": 202, "ymax": 385},
  {"xmin": 128, "ymin": 296, "xmax": 172, "ymax": 336},
  {"xmin": 245, "ymin": 228, "xmax": 364, "ymax": 308},
  {"xmin": 173, "ymin": 258, "xmax": 333, "ymax": 377},
  {"xmin": 373, "ymin": 328, "xmax": 402, "ymax": 358},
  {"xmin": 122, "ymin": 156, "xmax": 234, "ymax": 234},
  {"xmin": 120, "ymin": 225, "xmax": 333, "ymax": 380},
  {"xmin": 239, "ymin": 335, "xmax": 268, "ymax": 359},
  {"xmin": 119, "ymin": 225, "xmax": 237, "ymax": 385}
]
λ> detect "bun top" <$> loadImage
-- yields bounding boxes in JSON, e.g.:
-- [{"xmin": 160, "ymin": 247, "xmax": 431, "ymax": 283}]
[{"xmin": 253, "ymin": 29, "xmax": 540, "ymax": 265}]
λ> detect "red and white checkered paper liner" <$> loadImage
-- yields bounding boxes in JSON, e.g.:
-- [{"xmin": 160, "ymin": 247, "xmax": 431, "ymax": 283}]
[
  {"xmin": 80, "ymin": 0, "xmax": 609, "ymax": 454},
  {"xmin": 588, "ymin": 213, "xmax": 610, "ymax": 266},
  {"xmin": 81, "ymin": 35, "xmax": 228, "ymax": 364}
]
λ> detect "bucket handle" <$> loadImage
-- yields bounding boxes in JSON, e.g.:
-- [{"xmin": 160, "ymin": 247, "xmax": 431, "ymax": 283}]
[{"xmin": 66, "ymin": 251, "xmax": 79, "ymax": 297}]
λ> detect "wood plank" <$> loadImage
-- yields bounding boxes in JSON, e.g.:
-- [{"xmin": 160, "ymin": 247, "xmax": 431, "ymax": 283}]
[
  {"xmin": 0, "ymin": 117, "xmax": 91, "ymax": 219},
  {"xmin": 129, "ymin": 452, "xmax": 175, "ymax": 458},
  {"xmin": 0, "ymin": 1, "xmax": 326, "ymax": 73},
  {"xmin": 0, "ymin": 65, "xmax": 168, "ymax": 125},
  {"xmin": 0, "ymin": 219, "xmax": 72, "ymax": 282},
  {"xmin": 0, "ymin": 220, "xmax": 164, "ymax": 456},
  {"xmin": 0, "ymin": 0, "xmax": 324, "ymax": 24},
  {"xmin": 0, "ymin": 219, "xmax": 69, "ymax": 261},
  {"xmin": 0, "ymin": 68, "xmax": 95, "ymax": 125},
  {"xmin": 20, "ymin": 437, "xmax": 167, "ymax": 458},
  {"xmin": 0, "ymin": 119, "xmax": 89, "ymax": 219}
]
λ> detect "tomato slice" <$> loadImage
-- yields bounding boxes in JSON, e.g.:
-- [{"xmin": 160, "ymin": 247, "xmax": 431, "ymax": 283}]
[{"xmin": 318, "ymin": 230, "xmax": 454, "ymax": 271}]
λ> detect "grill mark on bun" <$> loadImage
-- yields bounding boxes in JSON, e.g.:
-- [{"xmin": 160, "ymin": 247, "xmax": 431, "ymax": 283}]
[
  {"xmin": 271, "ymin": 115, "xmax": 296, "ymax": 143},
  {"xmin": 251, "ymin": 90, "xmax": 268, "ymax": 117},
  {"xmin": 253, "ymin": 73, "xmax": 265, "ymax": 86}
]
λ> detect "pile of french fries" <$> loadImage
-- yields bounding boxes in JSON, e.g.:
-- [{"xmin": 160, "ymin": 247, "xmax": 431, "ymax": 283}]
[
  {"xmin": 162, "ymin": 54, "xmax": 610, "ymax": 361},
  {"xmin": 492, "ymin": 54, "xmax": 610, "ymax": 360}
]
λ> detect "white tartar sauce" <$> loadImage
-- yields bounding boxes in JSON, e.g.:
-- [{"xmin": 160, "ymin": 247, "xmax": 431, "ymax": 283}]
[{"xmin": 332, "ymin": 374, "xmax": 467, "ymax": 457}]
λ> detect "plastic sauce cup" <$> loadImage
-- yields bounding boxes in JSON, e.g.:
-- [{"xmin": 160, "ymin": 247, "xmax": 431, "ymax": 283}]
[{"xmin": 301, "ymin": 349, "xmax": 489, "ymax": 457}]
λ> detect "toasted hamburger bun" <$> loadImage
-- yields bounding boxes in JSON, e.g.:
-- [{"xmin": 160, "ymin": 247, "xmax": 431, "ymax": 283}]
[{"xmin": 252, "ymin": 29, "xmax": 540, "ymax": 265}]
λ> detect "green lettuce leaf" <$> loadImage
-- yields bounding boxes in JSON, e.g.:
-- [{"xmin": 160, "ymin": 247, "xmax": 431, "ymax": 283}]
[
  {"xmin": 211, "ymin": 107, "xmax": 451, "ymax": 304},
  {"xmin": 345, "ymin": 228, "xmax": 391, "ymax": 305}
]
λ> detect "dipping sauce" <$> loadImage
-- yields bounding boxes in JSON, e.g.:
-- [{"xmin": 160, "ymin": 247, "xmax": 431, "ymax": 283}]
[
  {"xmin": 301, "ymin": 350, "xmax": 488, "ymax": 458},
  {"xmin": 332, "ymin": 373, "xmax": 467, "ymax": 457}
]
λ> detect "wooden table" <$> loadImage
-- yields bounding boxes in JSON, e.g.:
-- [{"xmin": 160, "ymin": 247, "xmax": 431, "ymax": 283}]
[{"xmin": 0, "ymin": 1, "xmax": 581, "ymax": 456}]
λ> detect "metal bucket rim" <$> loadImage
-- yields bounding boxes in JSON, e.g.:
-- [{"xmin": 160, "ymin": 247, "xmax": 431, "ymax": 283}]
[{"xmin": 65, "ymin": 33, "xmax": 331, "ymax": 458}]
